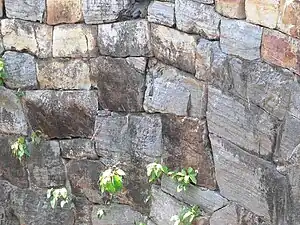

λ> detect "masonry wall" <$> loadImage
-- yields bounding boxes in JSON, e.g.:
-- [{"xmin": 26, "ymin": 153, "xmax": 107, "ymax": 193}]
[{"xmin": 0, "ymin": 0, "xmax": 300, "ymax": 224}]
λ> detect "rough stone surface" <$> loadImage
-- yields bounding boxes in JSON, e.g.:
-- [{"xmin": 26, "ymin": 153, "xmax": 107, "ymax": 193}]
[
  {"xmin": 5, "ymin": 0, "xmax": 45, "ymax": 22},
  {"xmin": 0, "ymin": 0, "xmax": 3, "ymax": 17},
  {"xmin": 148, "ymin": 1, "xmax": 175, "ymax": 27},
  {"xmin": 175, "ymin": 0, "xmax": 221, "ymax": 39},
  {"xmin": 37, "ymin": 58, "xmax": 91, "ymax": 90},
  {"xmin": 215, "ymin": 0, "xmax": 246, "ymax": 19},
  {"xmin": 91, "ymin": 56, "xmax": 146, "ymax": 112},
  {"xmin": 0, "ymin": 87, "xmax": 27, "ymax": 135},
  {"xmin": 1, "ymin": 19, "xmax": 53, "ymax": 58},
  {"xmin": 47, "ymin": 0, "xmax": 83, "ymax": 25},
  {"xmin": 60, "ymin": 139, "xmax": 98, "ymax": 160},
  {"xmin": 98, "ymin": 20, "xmax": 152, "ymax": 57},
  {"xmin": 22, "ymin": 90, "xmax": 98, "ymax": 138},
  {"xmin": 3, "ymin": 51, "xmax": 37, "ymax": 89},
  {"xmin": 220, "ymin": 19, "xmax": 263, "ymax": 60},
  {"xmin": 53, "ymin": 24, "xmax": 98, "ymax": 58}
]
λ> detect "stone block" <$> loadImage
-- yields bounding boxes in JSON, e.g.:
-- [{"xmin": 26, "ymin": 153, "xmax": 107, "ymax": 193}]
[
  {"xmin": 90, "ymin": 56, "xmax": 146, "ymax": 112},
  {"xmin": 98, "ymin": 20, "xmax": 151, "ymax": 57},
  {"xmin": 220, "ymin": 18, "xmax": 262, "ymax": 60},
  {"xmin": 60, "ymin": 139, "xmax": 98, "ymax": 160},
  {"xmin": 0, "ymin": 0, "xmax": 3, "ymax": 17},
  {"xmin": 37, "ymin": 58, "xmax": 91, "ymax": 90},
  {"xmin": 22, "ymin": 90, "xmax": 98, "ymax": 139},
  {"xmin": 5, "ymin": 0, "xmax": 45, "ymax": 22},
  {"xmin": 215, "ymin": 0, "xmax": 246, "ymax": 19},
  {"xmin": 1, "ymin": 19, "xmax": 52, "ymax": 58},
  {"xmin": 3, "ymin": 51, "xmax": 37, "ymax": 89},
  {"xmin": 151, "ymin": 24, "xmax": 197, "ymax": 73},
  {"xmin": 148, "ymin": 1, "xmax": 175, "ymax": 27},
  {"xmin": 53, "ymin": 24, "xmax": 98, "ymax": 57},
  {"xmin": 46, "ymin": 0, "xmax": 83, "ymax": 25},
  {"xmin": 175, "ymin": 0, "xmax": 221, "ymax": 39}
]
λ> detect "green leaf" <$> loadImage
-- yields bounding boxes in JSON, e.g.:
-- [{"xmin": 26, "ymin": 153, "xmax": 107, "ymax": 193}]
[
  {"xmin": 189, "ymin": 175, "xmax": 197, "ymax": 185},
  {"xmin": 50, "ymin": 198, "xmax": 56, "ymax": 209},
  {"xmin": 60, "ymin": 200, "xmax": 67, "ymax": 208},
  {"xmin": 115, "ymin": 168, "xmax": 125, "ymax": 176},
  {"xmin": 182, "ymin": 211, "xmax": 193, "ymax": 220},
  {"xmin": 97, "ymin": 209, "xmax": 105, "ymax": 219},
  {"xmin": 187, "ymin": 167, "xmax": 193, "ymax": 174},
  {"xmin": 112, "ymin": 175, "xmax": 123, "ymax": 192},
  {"xmin": 47, "ymin": 189, "xmax": 53, "ymax": 199},
  {"xmin": 184, "ymin": 175, "xmax": 190, "ymax": 184}
]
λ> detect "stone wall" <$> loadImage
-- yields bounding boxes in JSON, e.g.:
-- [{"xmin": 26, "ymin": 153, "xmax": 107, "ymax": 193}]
[{"xmin": 0, "ymin": 0, "xmax": 300, "ymax": 224}]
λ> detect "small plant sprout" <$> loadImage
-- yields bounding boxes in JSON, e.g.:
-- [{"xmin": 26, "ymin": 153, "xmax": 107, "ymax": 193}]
[
  {"xmin": 47, "ymin": 187, "xmax": 70, "ymax": 209},
  {"xmin": 0, "ymin": 58, "xmax": 6, "ymax": 86},
  {"xmin": 99, "ymin": 167, "xmax": 126, "ymax": 195},
  {"xmin": 97, "ymin": 209, "xmax": 105, "ymax": 219},
  {"xmin": 146, "ymin": 162, "xmax": 168, "ymax": 183},
  {"xmin": 31, "ymin": 130, "xmax": 42, "ymax": 145},
  {"xmin": 15, "ymin": 88, "xmax": 25, "ymax": 99},
  {"xmin": 11, "ymin": 137, "xmax": 30, "ymax": 162},
  {"xmin": 171, "ymin": 206, "xmax": 201, "ymax": 225},
  {"xmin": 168, "ymin": 167, "xmax": 198, "ymax": 192}
]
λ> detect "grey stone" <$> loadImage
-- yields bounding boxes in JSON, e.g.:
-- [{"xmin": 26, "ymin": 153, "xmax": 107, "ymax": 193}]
[
  {"xmin": 60, "ymin": 139, "xmax": 98, "ymax": 160},
  {"xmin": 148, "ymin": 1, "xmax": 175, "ymax": 27},
  {"xmin": 0, "ymin": 180, "xmax": 17, "ymax": 204},
  {"xmin": 37, "ymin": 58, "xmax": 91, "ymax": 90},
  {"xmin": 5, "ymin": 0, "xmax": 45, "ymax": 22},
  {"xmin": 73, "ymin": 197, "xmax": 93, "ymax": 225},
  {"xmin": 98, "ymin": 20, "xmax": 152, "ymax": 57},
  {"xmin": 175, "ymin": 0, "xmax": 221, "ymax": 39},
  {"xmin": 3, "ymin": 51, "xmax": 37, "ymax": 89},
  {"xmin": 22, "ymin": 90, "xmax": 98, "ymax": 139},
  {"xmin": 151, "ymin": 24, "xmax": 197, "ymax": 73},
  {"xmin": 161, "ymin": 176, "xmax": 228, "ymax": 213},
  {"xmin": 90, "ymin": 56, "xmax": 146, "ymax": 112},
  {"xmin": 0, "ymin": 87, "xmax": 27, "ymax": 135},
  {"xmin": 220, "ymin": 18, "xmax": 263, "ymax": 60}
]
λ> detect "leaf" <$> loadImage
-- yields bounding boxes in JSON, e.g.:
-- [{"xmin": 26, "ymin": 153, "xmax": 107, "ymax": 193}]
[
  {"xmin": 115, "ymin": 168, "xmax": 125, "ymax": 176},
  {"xmin": 60, "ymin": 200, "xmax": 67, "ymax": 208},
  {"xmin": 47, "ymin": 189, "xmax": 53, "ymax": 199},
  {"xmin": 187, "ymin": 167, "xmax": 193, "ymax": 174},
  {"xmin": 189, "ymin": 175, "xmax": 197, "ymax": 185},
  {"xmin": 176, "ymin": 185, "xmax": 183, "ymax": 193},
  {"xmin": 182, "ymin": 211, "xmax": 193, "ymax": 220},
  {"xmin": 50, "ymin": 198, "xmax": 56, "ymax": 209},
  {"xmin": 97, "ymin": 209, "xmax": 105, "ymax": 219},
  {"xmin": 184, "ymin": 175, "xmax": 190, "ymax": 184},
  {"xmin": 112, "ymin": 175, "xmax": 123, "ymax": 192}
]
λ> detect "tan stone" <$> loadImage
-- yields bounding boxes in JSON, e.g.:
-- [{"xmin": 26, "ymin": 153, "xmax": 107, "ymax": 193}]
[
  {"xmin": 0, "ymin": 0, "xmax": 3, "ymax": 17},
  {"xmin": 46, "ymin": 0, "xmax": 83, "ymax": 25},
  {"xmin": 215, "ymin": 0, "xmax": 246, "ymax": 19},
  {"xmin": 245, "ymin": 0, "xmax": 280, "ymax": 28},
  {"xmin": 277, "ymin": 0, "xmax": 300, "ymax": 39}
]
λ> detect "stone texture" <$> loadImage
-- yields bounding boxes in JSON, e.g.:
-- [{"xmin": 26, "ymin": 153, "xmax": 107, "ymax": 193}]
[
  {"xmin": 53, "ymin": 24, "xmax": 98, "ymax": 58},
  {"xmin": 5, "ymin": 0, "xmax": 45, "ymax": 22},
  {"xmin": 3, "ymin": 51, "xmax": 37, "ymax": 89},
  {"xmin": 46, "ymin": 0, "xmax": 83, "ymax": 25},
  {"xmin": 0, "ymin": 87, "xmax": 27, "ymax": 135},
  {"xmin": 0, "ymin": 0, "xmax": 3, "ymax": 17},
  {"xmin": 144, "ymin": 60, "xmax": 204, "ymax": 117},
  {"xmin": 148, "ymin": 1, "xmax": 175, "ymax": 27},
  {"xmin": 262, "ymin": 29, "xmax": 300, "ymax": 75},
  {"xmin": 60, "ymin": 139, "xmax": 98, "ymax": 160},
  {"xmin": 175, "ymin": 0, "xmax": 221, "ymax": 39},
  {"xmin": 1, "ymin": 19, "xmax": 52, "ymax": 58},
  {"xmin": 220, "ymin": 19, "xmax": 263, "ymax": 60},
  {"xmin": 22, "ymin": 90, "xmax": 98, "ymax": 138},
  {"xmin": 161, "ymin": 114, "xmax": 216, "ymax": 189},
  {"xmin": 151, "ymin": 24, "xmax": 197, "ymax": 73},
  {"xmin": 277, "ymin": 0, "xmax": 300, "ymax": 39},
  {"xmin": 245, "ymin": 0, "xmax": 280, "ymax": 28},
  {"xmin": 215, "ymin": 0, "xmax": 246, "ymax": 19},
  {"xmin": 37, "ymin": 59, "xmax": 91, "ymax": 90},
  {"xmin": 98, "ymin": 20, "xmax": 151, "ymax": 57},
  {"xmin": 90, "ymin": 56, "xmax": 146, "ymax": 112}
]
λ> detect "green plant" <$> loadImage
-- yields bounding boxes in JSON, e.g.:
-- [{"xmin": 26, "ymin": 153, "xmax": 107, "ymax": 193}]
[
  {"xmin": 0, "ymin": 58, "xmax": 6, "ymax": 86},
  {"xmin": 99, "ymin": 167, "xmax": 125, "ymax": 195},
  {"xmin": 168, "ymin": 167, "xmax": 198, "ymax": 192},
  {"xmin": 146, "ymin": 162, "xmax": 168, "ymax": 183},
  {"xmin": 134, "ymin": 222, "xmax": 146, "ymax": 225},
  {"xmin": 47, "ymin": 187, "xmax": 70, "ymax": 209},
  {"xmin": 15, "ymin": 88, "xmax": 25, "ymax": 99},
  {"xmin": 171, "ymin": 206, "xmax": 201, "ymax": 225},
  {"xmin": 11, "ymin": 137, "xmax": 30, "ymax": 162},
  {"xmin": 31, "ymin": 130, "xmax": 42, "ymax": 145}
]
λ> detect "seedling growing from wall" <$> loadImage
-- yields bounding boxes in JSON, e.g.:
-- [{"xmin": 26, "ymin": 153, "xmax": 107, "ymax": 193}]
[
  {"xmin": 0, "ymin": 58, "xmax": 6, "ymax": 86},
  {"xmin": 171, "ymin": 206, "xmax": 201, "ymax": 225},
  {"xmin": 47, "ymin": 187, "xmax": 70, "ymax": 209}
]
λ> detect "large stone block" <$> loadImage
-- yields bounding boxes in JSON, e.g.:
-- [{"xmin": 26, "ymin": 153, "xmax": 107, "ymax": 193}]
[
  {"xmin": 151, "ymin": 24, "xmax": 197, "ymax": 73},
  {"xmin": 22, "ymin": 90, "xmax": 98, "ymax": 139},
  {"xmin": 37, "ymin": 58, "xmax": 91, "ymax": 90},
  {"xmin": 60, "ymin": 139, "xmax": 98, "ymax": 160},
  {"xmin": 53, "ymin": 24, "xmax": 98, "ymax": 57},
  {"xmin": 3, "ymin": 51, "xmax": 37, "ymax": 89},
  {"xmin": 148, "ymin": 1, "xmax": 175, "ymax": 27},
  {"xmin": 175, "ymin": 0, "xmax": 221, "ymax": 39},
  {"xmin": 5, "ymin": 0, "xmax": 45, "ymax": 22},
  {"xmin": 220, "ymin": 19, "xmax": 262, "ymax": 60},
  {"xmin": 90, "ymin": 56, "xmax": 146, "ymax": 112},
  {"xmin": 215, "ymin": 0, "xmax": 246, "ymax": 19},
  {"xmin": 1, "ymin": 19, "xmax": 52, "ymax": 58},
  {"xmin": 98, "ymin": 20, "xmax": 151, "ymax": 57}
]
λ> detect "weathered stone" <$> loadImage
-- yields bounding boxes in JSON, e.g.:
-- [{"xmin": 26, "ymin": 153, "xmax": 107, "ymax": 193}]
[
  {"xmin": 60, "ymin": 139, "xmax": 98, "ymax": 160},
  {"xmin": 215, "ymin": 0, "xmax": 246, "ymax": 19},
  {"xmin": 90, "ymin": 56, "xmax": 146, "ymax": 111},
  {"xmin": 151, "ymin": 24, "xmax": 197, "ymax": 73},
  {"xmin": 0, "ymin": 0, "xmax": 3, "ymax": 17},
  {"xmin": 37, "ymin": 59, "xmax": 91, "ymax": 90},
  {"xmin": 175, "ymin": 0, "xmax": 221, "ymax": 39},
  {"xmin": 0, "ymin": 87, "xmax": 27, "ymax": 135},
  {"xmin": 211, "ymin": 135, "xmax": 291, "ymax": 223},
  {"xmin": 196, "ymin": 0, "xmax": 214, "ymax": 3},
  {"xmin": 83, "ymin": 0, "xmax": 132, "ymax": 24},
  {"xmin": 3, "ymin": 51, "xmax": 37, "ymax": 89},
  {"xmin": 144, "ymin": 60, "xmax": 204, "ymax": 117},
  {"xmin": 220, "ymin": 19, "xmax": 262, "ymax": 60},
  {"xmin": 53, "ymin": 24, "xmax": 98, "ymax": 58},
  {"xmin": 161, "ymin": 176, "xmax": 228, "ymax": 213},
  {"xmin": 5, "ymin": 0, "xmax": 45, "ymax": 22},
  {"xmin": 161, "ymin": 114, "xmax": 216, "ymax": 189},
  {"xmin": 98, "ymin": 20, "xmax": 151, "ymax": 57},
  {"xmin": 277, "ymin": 0, "xmax": 300, "ymax": 39},
  {"xmin": 73, "ymin": 197, "xmax": 93, "ymax": 225},
  {"xmin": 148, "ymin": 1, "xmax": 175, "ymax": 27},
  {"xmin": 0, "ymin": 180, "xmax": 17, "ymax": 205},
  {"xmin": 46, "ymin": 0, "xmax": 83, "ymax": 25},
  {"xmin": 22, "ymin": 90, "xmax": 98, "ymax": 139},
  {"xmin": 1, "ymin": 19, "xmax": 52, "ymax": 58},
  {"xmin": 262, "ymin": 29, "xmax": 300, "ymax": 75},
  {"xmin": 245, "ymin": 0, "xmax": 280, "ymax": 28}
]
